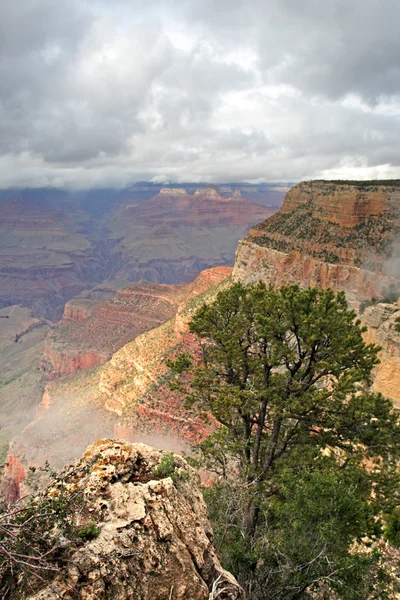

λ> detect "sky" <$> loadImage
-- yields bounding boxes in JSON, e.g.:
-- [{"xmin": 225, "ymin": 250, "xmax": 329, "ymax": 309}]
[{"xmin": 1, "ymin": 0, "xmax": 400, "ymax": 188}]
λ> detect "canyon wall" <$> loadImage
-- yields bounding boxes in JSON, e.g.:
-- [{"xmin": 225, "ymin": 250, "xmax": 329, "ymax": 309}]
[
  {"xmin": 233, "ymin": 242, "xmax": 396, "ymax": 305},
  {"xmin": 39, "ymin": 276, "xmax": 224, "ymax": 379},
  {"xmin": 3, "ymin": 267, "xmax": 232, "ymax": 497},
  {"xmin": 280, "ymin": 180, "xmax": 399, "ymax": 226},
  {"xmin": 361, "ymin": 301, "xmax": 400, "ymax": 408},
  {"xmin": 0, "ymin": 184, "xmax": 279, "ymax": 318},
  {"xmin": 234, "ymin": 180, "xmax": 400, "ymax": 304},
  {"xmin": 233, "ymin": 180, "xmax": 400, "ymax": 405}
]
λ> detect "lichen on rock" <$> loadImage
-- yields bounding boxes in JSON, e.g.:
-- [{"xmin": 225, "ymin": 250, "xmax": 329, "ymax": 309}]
[{"xmin": 21, "ymin": 439, "xmax": 243, "ymax": 600}]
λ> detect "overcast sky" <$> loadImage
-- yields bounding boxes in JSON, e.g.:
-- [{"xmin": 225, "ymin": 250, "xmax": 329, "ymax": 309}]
[{"xmin": 1, "ymin": 0, "xmax": 400, "ymax": 188}]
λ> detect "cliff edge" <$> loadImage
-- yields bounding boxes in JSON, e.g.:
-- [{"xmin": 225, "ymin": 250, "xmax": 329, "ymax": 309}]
[
  {"xmin": 15, "ymin": 439, "xmax": 243, "ymax": 600},
  {"xmin": 234, "ymin": 180, "xmax": 400, "ymax": 304}
]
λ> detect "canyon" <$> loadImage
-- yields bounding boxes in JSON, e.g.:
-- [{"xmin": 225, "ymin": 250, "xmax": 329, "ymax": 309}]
[
  {"xmin": 1, "ymin": 179, "xmax": 399, "ymax": 503},
  {"xmin": 1, "ymin": 267, "xmax": 232, "ymax": 501},
  {"xmin": 0, "ymin": 184, "xmax": 281, "ymax": 320}
]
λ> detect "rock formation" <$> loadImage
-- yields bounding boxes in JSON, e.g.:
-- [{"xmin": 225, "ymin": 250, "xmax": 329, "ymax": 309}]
[
  {"xmin": 361, "ymin": 301, "xmax": 400, "ymax": 408},
  {"xmin": 2, "ymin": 267, "xmax": 231, "ymax": 499},
  {"xmin": 98, "ymin": 267, "xmax": 232, "ymax": 443},
  {"xmin": 39, "ymin": 274, "xmax": 228, "ymax": 379},
  {"xmin": 233, "ymin": 180, "xmax": 400, "ymax": 404},
  {"xmin": 6, "ymin": 179, "xmax": 400, "ymax": 504},
  {"xmin": 18, "ymin": 439, "xmax": 243, "ymax": 600},
  {"xmin": 234, "ymin": 180, "xmax": 400, "ymax": 304},
  {"xmin": 106, "ymin": 186, "xmax": 273, "ymax": 285}
]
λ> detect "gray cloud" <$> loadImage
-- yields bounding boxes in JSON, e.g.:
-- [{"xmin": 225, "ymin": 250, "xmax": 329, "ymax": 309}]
[{"xmin": 0, "ymin": 0, "xmax": 400, "ymax": 187}]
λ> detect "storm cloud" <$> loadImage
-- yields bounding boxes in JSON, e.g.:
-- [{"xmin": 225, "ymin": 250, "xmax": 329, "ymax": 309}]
[{"xmin": 1, "ymin": 0, "xmax": 400, "ymax": 187}]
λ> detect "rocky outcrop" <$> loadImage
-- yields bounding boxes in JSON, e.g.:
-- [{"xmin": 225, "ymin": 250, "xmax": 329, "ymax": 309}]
[
  {"xmin": 247, "ymin": 180, "xmax": 400, "ymax": 276},
  {"xmin": 234, "ymin": 180, "xmax": 400, "ymax": 304},
  {"xmin": 61, "ymin": 298, "xmax": 99, "ymax": 323},
  {"xmin": 40, "ymin": 337, "xmax": 109, "ymax": 379},
  {"xmin": 361, "ymin": 301, "xmax": 400, "ymax": 408},
  {"xmin": 20, "ymin": 440, "xmax": 243, "ymax": 600}
]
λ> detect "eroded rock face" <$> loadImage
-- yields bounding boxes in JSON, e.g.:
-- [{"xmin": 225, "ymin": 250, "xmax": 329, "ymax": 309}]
[
  {"xmin": 233, "ymin": 181, "xmax": 400, "ymax": 406},
  {"xmin": 233, "ymin": 241, "xmax": 396, "ymax": 305},
  {"xmin": 244, "ymin": 180, "xmax": 400, "ymax": 280},
  {"xmin": 362, "ymin": 301, "xmax": 400, "ymax": 408},
  {"xmin": 280, "ymin": 180, "xmax": 399, "ymax": 227},
  {"xmin": 23, "ymin": 440, "xmax": 243, "ymax": 600}
]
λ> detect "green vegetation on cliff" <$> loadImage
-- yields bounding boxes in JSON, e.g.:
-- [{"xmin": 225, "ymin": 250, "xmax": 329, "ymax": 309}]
[
  {"xmin": 251, "ymin": 200, "xmax": 399, "ymax": 268},
  {"xmin": 169, "ymin": 283, "xmax": 400, "ymax": 599}
]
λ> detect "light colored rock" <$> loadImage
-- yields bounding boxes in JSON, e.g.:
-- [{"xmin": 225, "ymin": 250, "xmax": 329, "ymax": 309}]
[
  {"xmin": 22, "ymin": 440, "xmax": 244, "ymax": 600},
  {"xmin": 233, "ymin": 240, "xmax": 396, "ymax": 305},
  {"xmin": 362, "ymin": 303, "xmax": 400, "ymax": 408}
]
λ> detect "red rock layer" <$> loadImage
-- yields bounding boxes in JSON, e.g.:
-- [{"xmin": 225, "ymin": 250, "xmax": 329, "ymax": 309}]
[
  {"xmin": 233, "ymin": 242, "xmax": 398, "ymax": 305},
  {"xmin": 62, "ymin": 299, "xmax": 99, "ymax": 323},
  {"xmin": 99, "ymin": 267, "xmax": 233, "ymax": 444},
  {"xmin": 39, "ymin": 270, "xmax": 232, "ymax": 380}
]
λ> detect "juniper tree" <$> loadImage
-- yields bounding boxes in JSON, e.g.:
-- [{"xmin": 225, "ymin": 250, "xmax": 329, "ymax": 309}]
[{"xmin": 168, "ymin": 283, "xmax": 400, "ymax": 598}]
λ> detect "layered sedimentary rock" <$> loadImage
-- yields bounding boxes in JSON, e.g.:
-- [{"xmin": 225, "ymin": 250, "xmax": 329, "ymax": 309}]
[
  {"xmin": 2, "ymin": 267, "xmax": 231, "ymax": 497},
  {"xmin": 98, "ymin": 267, "xmax": 232, "ymax": 444},
  {"xmin": 233, "ymin": 180, "xmax": 400, "ymax": 404},
  {"xmin": 0, "ymin": 184, "xmax": 279, "ymax": 318},
  {"xmin": 16, "ymin": 440, "xmax": 243, "ymax": 600},
  {"xmin": 234, "ymin": 180, "xmax": 400, "ymax": 304},
  {"xmin": 0, "ymin": 197, "xmax": 96, "ymax": 320},
  {"xmin": 61, "ymin": 298, "xmax": 99, "ymax": 323},
  {"xmin": 106, "ymin": 187, "xmax": 273, "ymax": 283},
  {"xmin": 280, "ymin": 180, "xmax": 399, "ymax": 227},
  {"xmin": 39, "ymin": 274, "xmax": 228, "ymax": 379}
]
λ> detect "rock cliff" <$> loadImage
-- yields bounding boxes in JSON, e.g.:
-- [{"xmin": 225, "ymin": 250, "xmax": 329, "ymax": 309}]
[
  {"xmin": 14, "ymin": 440, "xmax": 244, "ymax": 600},
  {"xmin": 233, "ymin": 180, "xmax": 400, "ymax": 404},
  {"xmin": 234, "ymin": 180, "xmax": 400, "ymax": 304},
  {"xmin": 361, "ymin": 301, "xmax": 400, "ymax": 408},
  {"xmin": 39, "ymin": 275, "xmax": 228, "ymax": 379}
]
